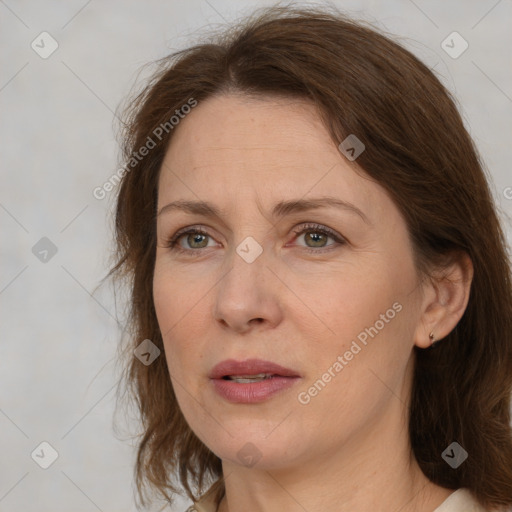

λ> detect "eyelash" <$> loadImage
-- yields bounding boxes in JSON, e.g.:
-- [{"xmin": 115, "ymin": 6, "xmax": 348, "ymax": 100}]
[{"xmin": 163, "ymin": 223, "xmax": 346, "ymax": 256}]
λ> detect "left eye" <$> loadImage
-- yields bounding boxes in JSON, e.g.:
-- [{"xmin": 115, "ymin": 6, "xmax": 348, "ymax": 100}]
[{"xmin": 291, "ymin": 224, "xmax": 345, "ymax": 250}]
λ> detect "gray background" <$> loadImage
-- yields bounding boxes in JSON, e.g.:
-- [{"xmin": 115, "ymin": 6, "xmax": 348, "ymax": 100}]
[{"xmin": 1, "ymin": 0, "xmax": 511, "ymax": 511}]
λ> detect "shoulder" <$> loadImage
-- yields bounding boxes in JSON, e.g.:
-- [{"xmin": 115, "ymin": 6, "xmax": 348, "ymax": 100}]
[
  {"xmin": 433, "ymin": 488, "xmax": 491, "ymax": 512},
  {"xmin": 184, "ymin": 497, "xmax": 217, "ymax": 512},
  {"xmin": 183, "ymin": 480, "xmax": 223, "ymax": 512},
  {"xmin": 184, "ymin": 486, "xmax": 498, "ymax": 512}
]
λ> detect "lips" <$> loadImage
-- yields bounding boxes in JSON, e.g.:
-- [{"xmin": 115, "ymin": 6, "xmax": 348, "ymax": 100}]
[
  {"xmin": 209, "ymin": 358, "xmax": 301, "ymax": 403},
  {"xmin": 209, "ymin": 358, "xmax": 301, "ymax": 379}
]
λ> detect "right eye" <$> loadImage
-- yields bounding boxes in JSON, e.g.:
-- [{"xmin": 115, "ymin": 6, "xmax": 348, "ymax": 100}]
[{"xmin": 164, "ymin": 227, "xmax": 217, "ymax": 254}]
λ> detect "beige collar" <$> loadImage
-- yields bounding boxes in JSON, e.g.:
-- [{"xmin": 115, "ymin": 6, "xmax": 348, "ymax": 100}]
[{"xmin": 186, "ymin": 486, "xmax": 487, "ymax": 512}]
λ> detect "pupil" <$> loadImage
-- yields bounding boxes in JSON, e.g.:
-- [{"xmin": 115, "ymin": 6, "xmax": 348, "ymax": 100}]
[
  {"xmin": 307, "ymin": 232, "xmax": 325, "ymax": 247},
  {"xmin": 189, "ymin": 234, "xmax": 206, "ymax": 248}
]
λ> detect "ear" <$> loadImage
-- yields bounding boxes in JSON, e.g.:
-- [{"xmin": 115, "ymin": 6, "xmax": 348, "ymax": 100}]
[{"xmin": 414, "ymin": 251, "xmax": 474, "ymax": 349}]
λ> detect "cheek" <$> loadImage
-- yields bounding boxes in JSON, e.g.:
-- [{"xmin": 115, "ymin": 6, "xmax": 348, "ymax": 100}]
[
  {"xmin": 294, "ymin": 257, "xmax": 418, "ymax": 400},
  {"xmin": 153, "ymin": 255, "xmax": 211, "ymax": 332},
  {"xmin": 293, "ymin": 261, "xmax": 397, "ymax": 345},
  {"xmin": 153, "ymin": 274, "xmax": 210, "ymax": 429},
  {"xmin": 152, "ymin": 264, "xmax": 205, "ymax": 375}
]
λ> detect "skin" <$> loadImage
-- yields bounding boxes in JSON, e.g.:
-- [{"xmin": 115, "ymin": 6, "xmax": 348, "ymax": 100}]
[{"xmin": 153, "ymin": 94, "xmax": 473, "ymax": 512}]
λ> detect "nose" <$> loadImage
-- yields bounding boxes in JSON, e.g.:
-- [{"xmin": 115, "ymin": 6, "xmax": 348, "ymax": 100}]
[{"xmin": 213, "ymin": 241, "xmax": 284, "ymax": 334}]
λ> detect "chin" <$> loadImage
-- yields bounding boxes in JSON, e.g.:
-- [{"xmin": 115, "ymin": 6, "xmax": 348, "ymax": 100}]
[{"xmin": 198, "ymin": 426, "xmax": 304, "ymax": 470}]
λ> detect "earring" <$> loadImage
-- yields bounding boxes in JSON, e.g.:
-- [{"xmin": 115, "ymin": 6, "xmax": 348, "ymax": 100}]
[{"xmin": 429, "ymin": 332, "xmax": 439, "ymax": 347}]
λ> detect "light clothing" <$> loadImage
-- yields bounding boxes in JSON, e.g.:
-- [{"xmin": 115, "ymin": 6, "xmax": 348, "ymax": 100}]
[
  {"xmin": 184, "ymin": 485, "xmax": 489, "ymax": 512},
  {"xmin": 433, "ymin": 488, "xmax": 488, "ymax": 512},
  {"xmin": 184, "ymin": 481, "xmax": 220, "ymax": 512}
]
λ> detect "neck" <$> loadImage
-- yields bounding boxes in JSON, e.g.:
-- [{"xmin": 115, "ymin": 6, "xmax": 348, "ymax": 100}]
[{"xmin": 218, "ymin": 446, "xmax": 450, "ymax": 512}]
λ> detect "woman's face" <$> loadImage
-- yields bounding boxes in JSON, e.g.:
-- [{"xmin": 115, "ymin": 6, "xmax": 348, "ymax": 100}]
[{"xmin": 153, "ymin": 93, "xmax": 426, "ymax": 470}]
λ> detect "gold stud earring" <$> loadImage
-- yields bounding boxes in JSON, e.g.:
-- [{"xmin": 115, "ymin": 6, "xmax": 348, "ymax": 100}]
[{"xmin": 429, "ymin": 332, "xmax": 438, "ymax": 347}]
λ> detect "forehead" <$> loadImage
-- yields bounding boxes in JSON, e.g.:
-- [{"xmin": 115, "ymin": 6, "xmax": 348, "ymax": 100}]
[
  {"xmin": 157, "ymin": 94, "xmax": 384, "ymax": 220},
  {"xmin": 164, "ymin": 94, "xmax": 331, "ymax": 163}
]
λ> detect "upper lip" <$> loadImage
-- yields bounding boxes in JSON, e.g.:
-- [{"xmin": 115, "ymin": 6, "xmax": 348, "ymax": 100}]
[{"xmin": 209, "ymin": 358, "xmax": 301, "ymax": 379}]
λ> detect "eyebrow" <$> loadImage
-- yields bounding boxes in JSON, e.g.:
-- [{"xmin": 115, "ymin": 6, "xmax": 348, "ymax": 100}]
[{"xmin": 157, "ymin": 197, "xmax": 370, "ymax": 224}]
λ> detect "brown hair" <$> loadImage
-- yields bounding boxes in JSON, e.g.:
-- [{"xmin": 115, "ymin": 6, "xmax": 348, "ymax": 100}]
[{"xmin": 109, "ymin": 4, "xmax": 512, "ymax": 510}]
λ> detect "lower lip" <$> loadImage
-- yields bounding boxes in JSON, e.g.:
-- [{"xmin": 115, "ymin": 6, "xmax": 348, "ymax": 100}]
[{"xmin": 211, "ymin": 376, "xmax": 300, "ymax": 403}]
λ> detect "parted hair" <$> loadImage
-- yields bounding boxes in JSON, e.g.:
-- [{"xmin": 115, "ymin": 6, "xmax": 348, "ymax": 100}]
[{"xmin": 109, "ymin": 4, "xmax": 512, "ymax": 510}]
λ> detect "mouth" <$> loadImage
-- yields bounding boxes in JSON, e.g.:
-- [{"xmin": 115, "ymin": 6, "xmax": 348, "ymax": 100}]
[
  {"xmin": 209, "ymin": 358, "xmax": 301, "ymax": 380},
  {"xmin": 221, "ymin": 373, "xmax": 277, "ymax": 383},
  {"xmin": 209, "ymin": 359, "xmax": 301, "ymax": 403}
]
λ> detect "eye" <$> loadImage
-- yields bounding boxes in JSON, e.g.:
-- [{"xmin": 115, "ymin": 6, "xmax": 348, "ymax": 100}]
[
  {"xmin": 291, "ymin": 223, "xmax": 346, "ymax": 253},
  {"xmin": 163, "ymin": 226, "xmax": 216, "ymax": 253}
]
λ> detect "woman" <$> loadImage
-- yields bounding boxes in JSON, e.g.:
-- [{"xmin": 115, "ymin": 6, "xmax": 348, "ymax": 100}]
[{"xmin": 110, "ymin": 5, "xmax": 512, "ymax": 512}]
